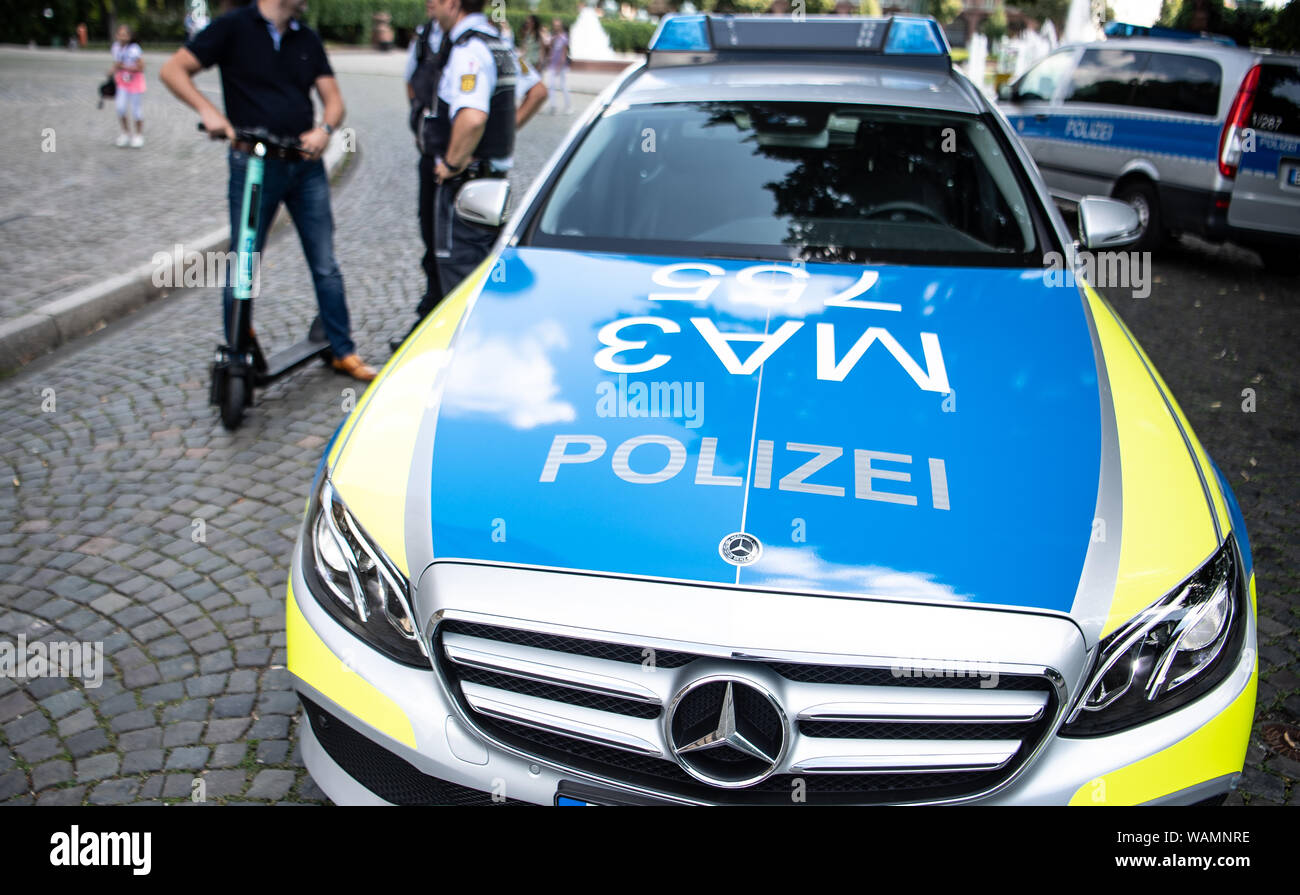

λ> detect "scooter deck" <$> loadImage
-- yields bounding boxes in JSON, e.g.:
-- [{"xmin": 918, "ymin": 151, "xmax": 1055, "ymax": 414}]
[{"xmin": 255, "ymin": 338, "xmax": 331, "ymax": 386}]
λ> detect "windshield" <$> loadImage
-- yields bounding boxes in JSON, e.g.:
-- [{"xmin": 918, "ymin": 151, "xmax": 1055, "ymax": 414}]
[{"xmin": 527, "ymin": 101, "xmax": 1043, "ymax": 265}]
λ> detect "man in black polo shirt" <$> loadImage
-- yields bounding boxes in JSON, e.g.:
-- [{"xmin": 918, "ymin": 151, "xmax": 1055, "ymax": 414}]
[{"xmin": 159, "ymin": 0, "xmax": 377, "ymax": 381}]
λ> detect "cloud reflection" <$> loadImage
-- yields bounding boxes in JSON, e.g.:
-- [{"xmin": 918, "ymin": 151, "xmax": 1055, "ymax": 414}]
[{"xmin": 440, "ymin": 320, "xmax": 577, "ymax": 429}]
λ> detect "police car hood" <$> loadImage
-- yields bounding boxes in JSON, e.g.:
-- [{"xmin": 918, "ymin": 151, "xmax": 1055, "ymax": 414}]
[{"xmin": 422, "ymin": 247, "xmax": 1103, "ymax": 614}]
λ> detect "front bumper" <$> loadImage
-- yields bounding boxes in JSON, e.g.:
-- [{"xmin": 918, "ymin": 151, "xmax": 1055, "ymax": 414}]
[{"xmin": 288, "ymin": 555, "xmax": 1257, "ymax": 807}]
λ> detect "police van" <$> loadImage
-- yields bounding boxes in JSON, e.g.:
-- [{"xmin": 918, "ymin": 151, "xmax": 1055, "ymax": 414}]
[{"xmin": 1000, "ymin": 36, "xmax": 1300, "ymax": 271}]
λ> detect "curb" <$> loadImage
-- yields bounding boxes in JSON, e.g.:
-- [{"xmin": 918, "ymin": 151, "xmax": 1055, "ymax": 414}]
[{"xmin": 0, "ymin": 134, "xmax": 354, "ymax": 376}]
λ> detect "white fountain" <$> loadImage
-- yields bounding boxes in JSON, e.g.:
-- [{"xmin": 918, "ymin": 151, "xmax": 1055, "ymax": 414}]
[
  {"xmin": 1063, "ymin": 0, "xmax": 1102, "ymax": 44},
  {"xmin": 569, "ymin": 4, "xmax": 618, "ymax": 62},
  {"xmin": 1041, "ymin": 19, "xmax": 1058, "ymax": 49},
  {"xmin": 965, "ymin": 32, "xmax": 989, "ymax": 97}
]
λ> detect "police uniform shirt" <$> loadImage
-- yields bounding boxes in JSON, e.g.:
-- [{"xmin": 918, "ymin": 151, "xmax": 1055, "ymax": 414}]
[
  {"xmin": 492, "ymin": 27, "xmax": 542, "ymax": 104},
  {"xmin": 407, "ymin": 19, "xmax": 537, "ymax": 108},
  {"xmin": 437, "ymin": 12, "xmax": 513, "ymax": 170}
]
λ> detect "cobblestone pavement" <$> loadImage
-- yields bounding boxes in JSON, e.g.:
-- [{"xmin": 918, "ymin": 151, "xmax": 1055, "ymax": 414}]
[
  {"xmin": 0, "ymin": 54, "xmax": 598, "ymax": 805},
  {"xmin": 1097, "ymin": 239, "xmax": 1300, "ymax": 805},
  {"xmin": 0, "ymin": 49, "xmax": 1296, "ymax": 805},
  {"xmin": 0, "ymin": 46, "xmax": 618, "ymax": 322},
  {"xmin": 0, "ymin": 47, "xmax": 230, "ymax": 319}
]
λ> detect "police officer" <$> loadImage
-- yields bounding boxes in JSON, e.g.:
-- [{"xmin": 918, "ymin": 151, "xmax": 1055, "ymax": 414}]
[
  {"xmin": 405, "ymin": 1, "xmax": 446, "ymax": 320},
  {"xmin": 397, "ymin": 3, "xmax": 543, "ymax": 349}
]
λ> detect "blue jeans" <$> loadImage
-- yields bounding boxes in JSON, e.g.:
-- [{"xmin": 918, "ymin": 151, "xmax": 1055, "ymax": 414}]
[{"xmin": 223, "ymin": 149, "xmax": 355, "ymax": 359}]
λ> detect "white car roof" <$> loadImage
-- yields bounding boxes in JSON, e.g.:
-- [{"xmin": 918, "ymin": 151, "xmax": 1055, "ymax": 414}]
[{"xmin": 616, "ymin": 61, "xmax": 986, "ymax": 116}]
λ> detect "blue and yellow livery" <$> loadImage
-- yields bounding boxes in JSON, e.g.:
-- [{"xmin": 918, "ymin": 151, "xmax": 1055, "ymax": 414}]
[{"xmin": 288, "ymin": 15, "xmax": 1256, "ymax": 806}]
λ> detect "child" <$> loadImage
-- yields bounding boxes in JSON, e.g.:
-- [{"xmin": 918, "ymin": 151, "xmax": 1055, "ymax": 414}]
[
  {"xmin": 546, "ymin": 19, "xmax": 571, "ymax": 115},
  {"xmin": 110, "ymin": 25, "xmax": 146, "ymax": 148}
]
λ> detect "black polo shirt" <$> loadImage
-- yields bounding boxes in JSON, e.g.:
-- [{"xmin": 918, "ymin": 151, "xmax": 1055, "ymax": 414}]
[{"xmin": 186, "ymin": 4, "xmax": 333, "ymax": 139}]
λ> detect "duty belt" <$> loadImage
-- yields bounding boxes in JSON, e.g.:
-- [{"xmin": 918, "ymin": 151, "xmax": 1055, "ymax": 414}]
[{"xmin": 445, "ymin": 159, "xmax": 501, "ymax": 184}]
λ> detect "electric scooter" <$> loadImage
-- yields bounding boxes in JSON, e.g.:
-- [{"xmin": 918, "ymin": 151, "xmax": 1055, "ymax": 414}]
[{"xmin": 202, "ymin": 124, "xmax": 332, "ymax": 430}]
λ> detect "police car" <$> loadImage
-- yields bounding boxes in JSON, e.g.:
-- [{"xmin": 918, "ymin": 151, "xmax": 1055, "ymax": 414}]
[
  {"xmin": 1001, "ymin": 34, "xmax": 1300, "ymax": 270},
  {"xmin": 287, "ymin": 15, "xmax": 1257, "ymax": 805}
]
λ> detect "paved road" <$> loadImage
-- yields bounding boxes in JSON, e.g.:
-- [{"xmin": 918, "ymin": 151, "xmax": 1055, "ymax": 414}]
[
  {"xmin": 0, "ymin": 50, "xmax": 1296, "ymax": 805},
  {"xmin": 1096, "ymin": 239, "xmax": 1300, "ymax": 804},
  {"xmin": 0, "ymin": 54, "xmax": 598, "ymax": 805},
  {"xmin": 0, "ymin": 46, "xmax": 620, "ymax": 322},
  {"xmin": 0, "ymin": 47, "xmax": 230, "ymax": 319}
]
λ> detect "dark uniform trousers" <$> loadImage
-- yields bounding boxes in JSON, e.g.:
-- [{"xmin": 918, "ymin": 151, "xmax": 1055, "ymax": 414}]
[
  {"xmin": 433, "ymin": 170, "xmax": 498, "ymax": 300},
  {"xmin": 416, "ymin": 153, "xmax": 443, "ymax": 319}
]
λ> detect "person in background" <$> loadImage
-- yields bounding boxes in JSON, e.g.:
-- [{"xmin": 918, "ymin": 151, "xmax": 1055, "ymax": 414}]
[
  {"xmin": 110, "ymin": 25, "xmax": 146, "ymax": 148},
  {"xmin": 545, "ymin": 18, "xmax": 570, "ymax": 115},
  {"xmin": 520, "ymin": 15, "xmax": 545, "ymax": 72}
]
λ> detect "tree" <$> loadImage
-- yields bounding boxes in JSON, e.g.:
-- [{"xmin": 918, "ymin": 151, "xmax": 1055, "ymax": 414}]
[
  {"xmin": 1270, "ymin": 0, "xmax": 1300, "ymax": 50},
  {"xmin": 982, "ymin": 4, "xmax": 1007, "ymax": 40},
  {"xmin": 1157, "ymin": 0, "xmax": 1182, "ymax": 27},
  {"xmin": 859, "ymin": 0, "xmax": 881, "ymax": 15},
  {"xmin": 928, "ymin": 0, "xmax": 962, "ymax": 25},
  {"xmin": 1015, "ymin": 0, "xmax": 1070, "ymax": 32}
]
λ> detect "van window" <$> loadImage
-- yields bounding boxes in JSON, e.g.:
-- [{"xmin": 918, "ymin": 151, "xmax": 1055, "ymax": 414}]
[
  {"xmin": 1066, "ymin": 49, "xmax": 1144, "ymax": 106},
  {"xmin": 1251, "ymin": 64, "xmax": 1300, "ymax": 136},
  {"xmin": 1138, "ymin": 52, "xmax": 1221, "ymax": 117},
  {"xmin": 1015, "ymin": 50, "xmax": 1074, "ymax": 103}
]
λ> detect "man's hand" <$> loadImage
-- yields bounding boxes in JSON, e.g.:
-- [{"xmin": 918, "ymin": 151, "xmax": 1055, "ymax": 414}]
[
  {"xmin": 201, "ymin": 107, "xmax": 235, "ymax": 141},
  {"xmin": 434, "ymin": 157, "xmax": 465, "ymax": 182},
  {"xmin": 298, "ymin": 126, "xmax": 330, "ymax": 159}
]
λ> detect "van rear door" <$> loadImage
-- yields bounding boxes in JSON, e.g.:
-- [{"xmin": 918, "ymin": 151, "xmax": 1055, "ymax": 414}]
[{"xmin": 1227, "ymin": 62, "xmax": 1300, "ymax": 237}]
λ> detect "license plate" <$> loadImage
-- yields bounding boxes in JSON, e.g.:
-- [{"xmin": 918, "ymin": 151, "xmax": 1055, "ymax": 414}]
[{"xmin": 554, "ymin": 781, "xmax": 676, "ymax": 806}]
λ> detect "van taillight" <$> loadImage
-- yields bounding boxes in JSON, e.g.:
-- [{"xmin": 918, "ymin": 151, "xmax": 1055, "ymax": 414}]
[{"xmin": 1219, "ymin": 65, "xmax": 1261, "ymax": 179}]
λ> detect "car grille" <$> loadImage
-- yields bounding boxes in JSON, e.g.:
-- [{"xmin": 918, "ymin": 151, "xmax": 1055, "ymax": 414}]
[{"xmin": 434, "ymin": 619, "xmax": 1060, "ymax": 805}]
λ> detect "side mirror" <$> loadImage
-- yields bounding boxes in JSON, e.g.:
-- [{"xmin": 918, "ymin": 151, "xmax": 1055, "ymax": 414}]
[
  {"xmin": 455, "ymin": 179, "xmax": 511, "ymax": 228},
  {"xmin": 1077, "ymin": 196, "xmax": 1142, "ymax": 250}
]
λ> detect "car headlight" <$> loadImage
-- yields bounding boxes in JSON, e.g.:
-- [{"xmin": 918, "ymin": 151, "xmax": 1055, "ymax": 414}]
[
  {"xmin": 301, "ymin": 476, "xmax": 427, "ymax": 667},
  {"xmin": 1062, "ymin": 536, "xmax": 1247, "ymax": 737}
]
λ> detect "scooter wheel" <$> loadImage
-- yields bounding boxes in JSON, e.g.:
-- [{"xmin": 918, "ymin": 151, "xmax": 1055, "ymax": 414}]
[{"xmin": 220, "ymin": 370, "xmax": 248, "ymax": 431}]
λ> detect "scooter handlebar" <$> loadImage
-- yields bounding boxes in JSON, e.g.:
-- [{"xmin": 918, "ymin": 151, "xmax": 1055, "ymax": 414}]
[{"xmin": 197, "ymin": 122, "xmax": 302, "ymax": 153}]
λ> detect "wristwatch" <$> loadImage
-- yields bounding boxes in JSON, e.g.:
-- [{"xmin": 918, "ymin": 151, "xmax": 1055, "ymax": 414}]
[{"xmin": 321, "ymin": 123, "xmax": 335, "ymax": 136}]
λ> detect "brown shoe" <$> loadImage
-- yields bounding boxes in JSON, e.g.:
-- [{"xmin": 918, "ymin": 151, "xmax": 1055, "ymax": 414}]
[{"xmin": 331, "ymin": 353, "xmax": 378, "ymax": 382}]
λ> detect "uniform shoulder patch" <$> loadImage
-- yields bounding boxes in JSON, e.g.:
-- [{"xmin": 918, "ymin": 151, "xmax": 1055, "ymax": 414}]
[{"xmin": 460, "ymin": 73, "xmax": 476, "ymax": 93}]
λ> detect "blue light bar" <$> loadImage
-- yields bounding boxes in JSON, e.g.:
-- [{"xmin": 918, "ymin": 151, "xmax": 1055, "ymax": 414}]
[
  {"xmin": 646, "ymin": 15, "xmax": 951, "ymax": 68},
  {"xmin": 650, "ymin": 15, "xmax": 710, "ymax": 52},
  {"xmin": 883, "ymin": 16, "xmax": 947, "ymax": 55}
]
